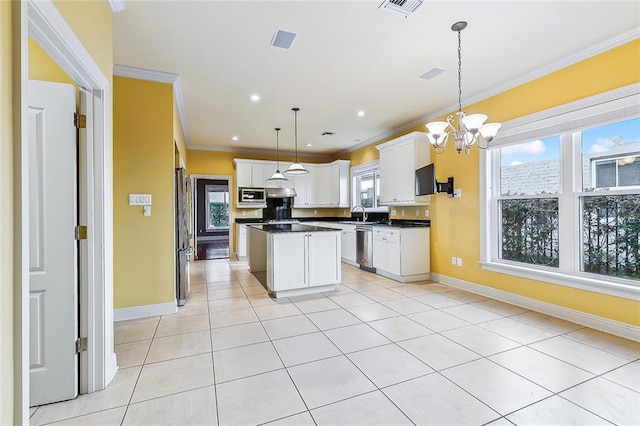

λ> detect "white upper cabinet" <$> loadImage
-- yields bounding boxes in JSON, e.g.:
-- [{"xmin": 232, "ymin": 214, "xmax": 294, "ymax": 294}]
[
  {"xmin": 236, "ymin": 158, "xmax": 350, "ymax": 208},
  {"xmin": 234, "ymin": 159, "xmax": 266, "ymax": 187},
  {"xmin": 376, "ymin": 131, "xmax": 430, "ymax": 205}
]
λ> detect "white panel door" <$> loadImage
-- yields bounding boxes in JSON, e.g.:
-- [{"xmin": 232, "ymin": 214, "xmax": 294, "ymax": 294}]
[{"xmin": 28, "ymin": 80, "xmax": 78, "ymax": 406}]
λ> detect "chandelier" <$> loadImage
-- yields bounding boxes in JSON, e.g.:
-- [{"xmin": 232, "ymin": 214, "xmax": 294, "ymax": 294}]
[{"xmin": 426, "ymin": 21, "xmax": 501, "ymax": 155}]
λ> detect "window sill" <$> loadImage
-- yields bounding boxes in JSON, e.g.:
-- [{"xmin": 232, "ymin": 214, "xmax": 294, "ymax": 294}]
[{"xmin": 480, "ymin": 261, "xmax": 639, "ymax": 301}]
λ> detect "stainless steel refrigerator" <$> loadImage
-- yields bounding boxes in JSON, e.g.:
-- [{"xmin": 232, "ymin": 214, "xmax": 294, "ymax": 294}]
[{"xmin": 175, "ymin": 168, "xmax": 192, "ymax": 306}]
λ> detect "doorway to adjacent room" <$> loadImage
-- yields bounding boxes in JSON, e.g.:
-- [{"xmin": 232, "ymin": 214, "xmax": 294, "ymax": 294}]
[{"xmin": 194, "ymin": 177, "xmax": 230, "ymax": 259}]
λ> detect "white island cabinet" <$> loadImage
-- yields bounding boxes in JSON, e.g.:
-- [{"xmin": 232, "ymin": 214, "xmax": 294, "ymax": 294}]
[{"xmin": 247, "ymin": 224, "xmax": 341, "ymax": 298}]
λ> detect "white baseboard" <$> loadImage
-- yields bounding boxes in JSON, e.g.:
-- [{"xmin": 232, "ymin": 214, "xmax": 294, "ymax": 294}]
[
  {"xmin": 431, "ymin": 273, "xmax": 640, "ymax": 342},
  {"xmin": 114, "ymin": 301, "xmax": 177, "ymax": 322}
]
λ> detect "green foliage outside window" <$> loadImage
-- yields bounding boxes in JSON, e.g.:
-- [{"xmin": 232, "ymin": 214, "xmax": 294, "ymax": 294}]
[
  {"xmin": 500, "ymin": 198, "xmax": 559, "ymax": 267},
  {"xmin": 582, "ymin": 194, "xmax": 640, "ymax": 280},
  {"xmin": 209, "ymin": 202, "xmax": 229, "ymax": 228}
]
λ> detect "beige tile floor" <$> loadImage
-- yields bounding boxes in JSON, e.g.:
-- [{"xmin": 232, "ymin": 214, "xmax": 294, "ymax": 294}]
[{"xmin": 31, "ymin": 259, "xmax": 640, "ymax": 425}]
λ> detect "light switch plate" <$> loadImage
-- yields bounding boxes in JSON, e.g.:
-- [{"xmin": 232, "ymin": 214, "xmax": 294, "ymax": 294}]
[{"xmin": 129, "ymin": 194, "xmax": 152, "ymax": 205}]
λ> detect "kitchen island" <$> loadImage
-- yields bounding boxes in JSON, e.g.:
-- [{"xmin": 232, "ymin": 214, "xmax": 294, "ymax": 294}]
[{"xmin": 248, "ymin": 224, "xmax": 342, "ymax": 298}]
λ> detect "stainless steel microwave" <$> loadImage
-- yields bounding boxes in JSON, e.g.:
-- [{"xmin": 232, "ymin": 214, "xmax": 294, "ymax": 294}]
[{"xmin": 238, "ymin": 187, "xmax": 266, "ymax": 205}]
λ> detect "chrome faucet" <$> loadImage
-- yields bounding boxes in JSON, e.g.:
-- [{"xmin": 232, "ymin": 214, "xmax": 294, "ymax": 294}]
[{"xmin": 351, "ymin": 205, "xmax": 368, "ymax": 222}]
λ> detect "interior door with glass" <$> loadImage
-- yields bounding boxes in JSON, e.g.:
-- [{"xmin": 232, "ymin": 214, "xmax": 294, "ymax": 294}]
[{"xmin": 195, "ymin": 178, "xmax": 230, "ymax": 259}]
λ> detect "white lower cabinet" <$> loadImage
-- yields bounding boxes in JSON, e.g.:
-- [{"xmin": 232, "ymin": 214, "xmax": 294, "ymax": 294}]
[
  {"xmin": 236, "ymin": 224, "xmax": 248, "ymax": 259},
  {"xmin": 373, "ymin": 227, "xmax": 430, "ymax": 282},
  {"xmin": 341, "ymin": 224, "xmax": 357, "ymax": 265},
  {"xmin": 271, "ymin": 231, "xmax": 341, "ymax": 293}
]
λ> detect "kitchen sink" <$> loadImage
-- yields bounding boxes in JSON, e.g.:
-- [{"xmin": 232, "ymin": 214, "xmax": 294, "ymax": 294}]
[{"xmin": 339, "ymin": 221, "xmax": 379, "ymax": 225}]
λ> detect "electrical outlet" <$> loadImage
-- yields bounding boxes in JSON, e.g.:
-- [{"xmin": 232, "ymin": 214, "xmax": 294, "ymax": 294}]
[
  {"xmin": 143, "ymin": 205, "xmax": 151, "ymax": 216},
  {"xmin": 254, "ymin": 210, "xmax": 258, "ymax": 216},
  {"xmin": 415, "ymin": 210, "xmax": 420, "ymax": 216},
  {"xmin": 453, "ymin": 189, "xmax": 462, "ymax": 198},
  {"xmin": 401, "ymin": 210, "xmax": 405, "ymax": 217},
  {"xmin": 452, "ymin": 256, "xmax": 457, "ymax": 265},
  {"xmin": 313, "ymin": 209, "xmax": 317, "ymax": 215},
  {"xmin": 343, "ymin": 210, "xmax": 346, "ymax": 215},
  {"xmin": 242, "ymin": 211, "xmax": 246, "ymax": 216},
  {"xmin": 391, "ymin": 209, "xmax": 397, "ymax": 216},
  {"xmin": 456, "ymin": 257, "xmax": 463, "ymax": 267},
  {"xmin": 424, "ymin": 209, "xmax": 429, "ymax": 217}
]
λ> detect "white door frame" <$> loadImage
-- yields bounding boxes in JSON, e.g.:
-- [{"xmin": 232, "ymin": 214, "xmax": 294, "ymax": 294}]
[
  {"xmin": 15, "ymin": 0, "xmax": 116, "ymax": 420},
  {"xmin": 191, "ymin": 174, "xmax": 233, "ymax": 259}
]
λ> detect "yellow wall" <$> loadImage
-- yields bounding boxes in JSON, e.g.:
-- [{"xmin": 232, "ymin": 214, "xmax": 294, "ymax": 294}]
[
  {"xmin": 113, "ymin": 77, "xmax": 176, "ymax": 308},
  {"xmin": 1, "ymin": 2, "xmax": 14, "ymax": 423},
  {"xmin": 28, "ymin": 37, "xmax": 75, "ymax": 85},
  {"xmin": 345, "ymin": 40, "xmax": 640, "ymax": 325}
]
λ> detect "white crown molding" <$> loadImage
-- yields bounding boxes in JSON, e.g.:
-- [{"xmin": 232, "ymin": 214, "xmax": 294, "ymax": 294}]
[
  {"xmin": 339, "ymin": 27, "xmax": 640, "ymax": 156},
  {"xmin": 108, "ymin": 0, "xmax": 126, "ymax": 13},
  {"xmin": 431, "ymin": 273, "xmax": 640, "ymax": 342},
  {"xmin": 113, "ymin": 64, "xmax": 178, "ymax": 84},
  {"xmin": 114, "ymin": 64, "xmax": 189, "ymax": 145},
  {"xmin": 188, "ymin": 144, "xmax": 332, "ymax": 160},
  {"xmin": 114, "ymin": 302, "xmax": 177, "ymax": 322}
]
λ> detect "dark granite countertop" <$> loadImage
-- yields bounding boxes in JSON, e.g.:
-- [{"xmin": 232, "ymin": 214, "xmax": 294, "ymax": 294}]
[{"xmin": 248, "ymin": 223, "xmax": 341, "ymax": 233}]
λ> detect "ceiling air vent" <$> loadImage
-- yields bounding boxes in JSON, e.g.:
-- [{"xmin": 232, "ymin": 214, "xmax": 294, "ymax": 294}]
[
  {"xmin": 271, "ymin": 29, "xmax": 297, "ymax": 50},
  {"xmin": 378, "ymin": 0, "xmax": 424, "ymax": 18}
]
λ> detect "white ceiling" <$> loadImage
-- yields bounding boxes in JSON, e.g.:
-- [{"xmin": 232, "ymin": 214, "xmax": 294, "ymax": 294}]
[{"xmin": 113, "ymin": 1, "xmax": 639, "ymax": 156}]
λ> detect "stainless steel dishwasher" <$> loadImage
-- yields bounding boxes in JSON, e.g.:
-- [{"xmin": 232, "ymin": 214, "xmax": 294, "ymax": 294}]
[{"xmin": 356, "ymin": 225, "xmax": 375, "ymax": 272}]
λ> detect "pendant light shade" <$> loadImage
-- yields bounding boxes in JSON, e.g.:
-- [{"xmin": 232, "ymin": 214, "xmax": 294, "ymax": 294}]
[
  {"xmin": 267, "ymin": 127, "xmax": 288, "ymax": 182},
  {"xmin": 284, "ymin": 107, "xmax": 309, "ymax": 176}
]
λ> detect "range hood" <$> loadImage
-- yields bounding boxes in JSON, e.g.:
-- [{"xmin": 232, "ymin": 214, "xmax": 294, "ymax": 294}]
[{"xmin": 266, "ymin": 187, "xmax": 297, "ymax": 198}]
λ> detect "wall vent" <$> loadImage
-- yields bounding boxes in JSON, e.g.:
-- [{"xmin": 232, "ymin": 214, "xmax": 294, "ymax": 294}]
[
  {"xmin": 271, "ymin": 29, "xmax": 297, "ymax": 50},
  {"xmin": 378, "ymin": 0, "xmax": 424, "ymax": 18},
  {"xmin": 420, "ymin": 67, "xmax": 445, "ymax": 80}
]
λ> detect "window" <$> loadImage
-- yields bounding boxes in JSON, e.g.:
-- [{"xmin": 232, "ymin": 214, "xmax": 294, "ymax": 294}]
[
  {"xmin": 351, "ymin": 161, "xmax": 387, "ymax": 211},
  {"xmin": 481, "ymin": 86, "xmax": 639, "ymax": 299},
  {"xmin": 206, "ymin": 185, "xmax": 229, "ymax": 230}
]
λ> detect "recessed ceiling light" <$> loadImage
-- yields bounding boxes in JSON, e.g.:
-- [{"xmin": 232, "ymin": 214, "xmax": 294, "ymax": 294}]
[
  {"xmin": 250, "ymin": 94, "xmax": 261, "ymax": 102},
  {"xmin": 306, "ymin": 143, "xmax": 313, "ymax": 147},
  {"xmin": 357, "ymin": 110, "xmax": 366, "ymax": 117},
  {"xmin": 231, "ymin": 136, "xmax": 239, "ymax": 141}
]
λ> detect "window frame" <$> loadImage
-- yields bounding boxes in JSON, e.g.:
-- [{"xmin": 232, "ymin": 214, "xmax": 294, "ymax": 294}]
[
  {"xmin": 592, "ymin": 154, "xmax": 640, "ymax": 189},
  {"xmin": 205, "ymin": 184, "xmax": 230, "ymax": 231},
  {"xmin": 480, "ymin": 84, "xmax": 640, "ymax": 300},
  {"xmin": 351, "ymin": 160, "xmax": 389, "ymax": 212}
]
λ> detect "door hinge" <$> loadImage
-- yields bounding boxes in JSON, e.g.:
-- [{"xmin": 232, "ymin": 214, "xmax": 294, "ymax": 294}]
[
  {"xmin": 75, "ymin": 225, "xmax": 88, "ymax": 240},
  {"xmin": 75, "ymin": 337, "xmax": 87, "ymax": 354},
  {"xmin": 74, "ymin": 113, "xmax": 86, "ymax": 129}
]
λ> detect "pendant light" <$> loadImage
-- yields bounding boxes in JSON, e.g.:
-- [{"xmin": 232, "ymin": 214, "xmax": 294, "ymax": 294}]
[
  {"xmin": 284, "ymin": 107, "xmax": 309, "ymax": 175},
  {"xmin": 425, "ymin": 21, "xmax": 501, "ymax": 155},
  {"xmin": 267, "ymin": 127, "xmax": 288, "ymax": 182}
]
